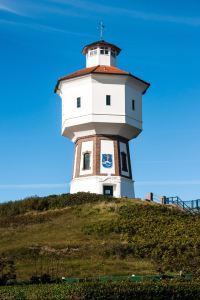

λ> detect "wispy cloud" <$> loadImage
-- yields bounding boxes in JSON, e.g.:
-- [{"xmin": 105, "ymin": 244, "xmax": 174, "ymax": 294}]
[
  {"xmin": 133, "ymin": 160, "xmax": 200, "ymax": 164},
  {"xmin": 51, "ymin": 0, "xmax": 200, "ymax": 26},
  {"xmin": 2, "ymin": 0, "xmax": 200, "ymax": 26},
  {"xmin": 0, "ymin": 184, "xmax": 68, "ymax": 189},
  {"xmin": 0, "ymin": 19, "xmax": 92, "ymax": 37},
  {"xmin": 0, "ymin": 3, "xmax": 26, "ymax": 16},
  {"xmin": 136, "ymin": 180, "xmax": 200, "ymax": 185}
]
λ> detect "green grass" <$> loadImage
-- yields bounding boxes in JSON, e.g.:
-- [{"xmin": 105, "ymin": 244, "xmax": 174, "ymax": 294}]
[
  {"xmin": 1, "ymin": 279, "xmax": 200, "ymax": 300},
  {"xmin": 0, "ymin": 195, "xmax": 158, "ymax": 280},
  {"xmin": 0, "ymin": 193, "xmax": 199, "ymax": 281}
]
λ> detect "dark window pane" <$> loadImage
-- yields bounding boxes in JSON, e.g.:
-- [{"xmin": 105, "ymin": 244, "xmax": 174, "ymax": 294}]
[
  {"xmin": 77, "ymin": 97, "xmax": 81, "ymax": 108},
  {"xmin": 84, "ymin": 153, "xmax": 90, "ymax": 169},
  {"xmin": 106, "ymin": 95, "xmax": 111, "ymax": 105},
  {"xmin": 100, "ymin": 50, "xmax": 104, "ymax": 54},
  {"xmin": 105, "ymin": 50, "xmax": 108, "ymax": 54},
  {"xmin": 132, "ymin": 100, "xmax": 135, "ymax": 110},
  {"xmin": 121, "ymin": 153, "xmax": 127, "ymax": 171}
]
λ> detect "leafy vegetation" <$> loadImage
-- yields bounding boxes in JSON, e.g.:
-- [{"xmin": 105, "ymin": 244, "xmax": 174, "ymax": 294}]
[
  {"xmin": 0, "ymin": 192, "xmax": 200, "ymax": 281},
  {"xmin": 0, "ymin": 192, "xmax": 117, "ymax": 218},
  {"xmin": 83, "ymin": 204, "xmax": 200, "ymax": 272},
  {"xmin": 1, "ymin": 278, "xmax": 200, "ymax": 300}
]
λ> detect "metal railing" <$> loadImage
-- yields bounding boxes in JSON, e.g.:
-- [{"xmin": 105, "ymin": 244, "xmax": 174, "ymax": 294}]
[
  {"xmin": 163, "ymin": 196, "xmax": 200, "ymax": 214},
  {"xmin": 152, "ymin": 194, "xmax": 160, "ymax": 203}
]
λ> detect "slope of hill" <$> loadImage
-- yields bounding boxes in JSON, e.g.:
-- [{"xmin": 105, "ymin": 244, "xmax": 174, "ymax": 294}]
[{"xmin": 0, "ymin": 193, "xmax": 199, "ymax": 280}]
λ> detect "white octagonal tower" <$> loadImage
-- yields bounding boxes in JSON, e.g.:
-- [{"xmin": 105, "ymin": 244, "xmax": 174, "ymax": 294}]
[{"xmin": 54, "ymin": 40, "xmax": 150, "ymax": 198}]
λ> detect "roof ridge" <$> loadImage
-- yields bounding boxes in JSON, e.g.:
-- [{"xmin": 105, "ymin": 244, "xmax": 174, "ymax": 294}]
[
  {"xmin": 110, "ymin": 65, "xmax": 130, "ymax": 73},
  {"xmin": 59, "ymin": 66, "xmax": 95, "ymax": 80},
  {"xmin": 92, "ymin": 65, "xmax": 100, "ymax": 72}
]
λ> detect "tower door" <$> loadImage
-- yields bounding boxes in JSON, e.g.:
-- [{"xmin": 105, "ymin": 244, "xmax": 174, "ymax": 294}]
[{"xmin": 103, "ymin": 185, "xmax": 113, "ymax": 196}]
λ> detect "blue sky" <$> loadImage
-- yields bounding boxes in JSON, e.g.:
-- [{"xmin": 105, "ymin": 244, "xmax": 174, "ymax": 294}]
[{"xmin": 0, "ymin": 0, "xmax": 200, "ymax": 203}]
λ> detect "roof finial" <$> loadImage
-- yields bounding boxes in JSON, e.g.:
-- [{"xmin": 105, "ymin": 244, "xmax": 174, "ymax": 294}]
[{"xmin": 97, "ymin": 22, "xmax": 106, "ymax": 41}]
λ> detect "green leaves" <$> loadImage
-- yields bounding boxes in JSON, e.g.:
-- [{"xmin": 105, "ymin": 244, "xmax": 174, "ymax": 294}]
[
  {"xmin": 83, "ymin": 204, "xmax": 200, "ymax": 272},
  {"xmin": 1, "ymin": 281, "xmax": 200, "ymax": 300},
  {"xmin": 0, "ymin": 193, "xmax": 117, "ymax": 219}
]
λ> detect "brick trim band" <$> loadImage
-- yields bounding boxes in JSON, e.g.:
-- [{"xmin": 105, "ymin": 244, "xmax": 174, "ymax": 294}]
[{"xmin": 73, "ymin": 134, "xmax": 132, "ymax": 180}]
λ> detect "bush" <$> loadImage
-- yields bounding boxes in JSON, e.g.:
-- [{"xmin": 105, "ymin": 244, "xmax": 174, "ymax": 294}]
[
  {"xmin": 0, "ymin": 193, "xmax": 117, "ymax": 219},
  {"xmin": 40, "ymin": 273, "xmax": 51, "ymax": 284},
  {"xmin": 0, "ymin": 275, "xmax": 8, "ymax": 286},
  {"xmin": 1, "ymin": 281, "xmax": 200, "ymax": 299},
  {"xmin": 83, "ymin": 204, "xmax": 200, "ymax": 272}
]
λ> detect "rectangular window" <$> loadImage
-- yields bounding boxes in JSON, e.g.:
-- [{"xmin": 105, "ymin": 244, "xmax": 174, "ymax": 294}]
[
  {"xmin": 84, "ymin": 153, "xmax": 90, "ymax": 170},
  {"xmin": 132, "ymin": 100, "xmax": 135, "ymax": 110},
  {"xmin": 121, "ymin": 152, "xmax": 128, "ymax": 172},
  {"xmin": 77, "ymin": 97, "xmax": 81, "ymax": 108},
  {"xmin": 106, "ymin": 95, "xmax": 111, "ymax": 105},
  {"xmin": 111, "ymin": 49, "xmax": 116, "ymax": 58},
  {"xmin": 100, "ymin": 47, "xmax": 104, "ymax": 54},
  {"xmin": 90, "ymin": 48, "xmax": 97, "ymax": 56}
]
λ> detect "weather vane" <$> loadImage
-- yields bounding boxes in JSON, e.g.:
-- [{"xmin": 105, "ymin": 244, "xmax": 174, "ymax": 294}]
[{"xmin": 97, "ymin": 22, "xmax": 106, "ymax": 41}]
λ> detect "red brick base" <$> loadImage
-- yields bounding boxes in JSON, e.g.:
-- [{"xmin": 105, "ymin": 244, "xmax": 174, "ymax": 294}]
[{"xmin": 73, "ymin": 134, "xmax": 132, "ymax": 180}]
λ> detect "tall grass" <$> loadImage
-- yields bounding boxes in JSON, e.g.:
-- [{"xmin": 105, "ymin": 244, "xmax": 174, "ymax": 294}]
[{"xmin": 0, "ymin": 192, "xmax": 118, "ymax": 218}]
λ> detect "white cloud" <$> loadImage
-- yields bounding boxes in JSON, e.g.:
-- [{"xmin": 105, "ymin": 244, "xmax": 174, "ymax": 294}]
[
  {"xmin": 2, "ymin": 0, "xmax": 200, "ymax": 26},
  {"xmin": 0, "ymin": 184, "xmax": 68, "ymax": 189},
  {"xmin": 51, "ymin": 0, "xmax": 200, "ymax": 26},
  {"xmin": 0, "ymin": 19, "xmax": 93, "ymax": 37},
  {"xmin": 135, "ymin": 180, "xmax": 200, "ymax": 185},
  {"xmin": 0, "ymin": 3, "xmax": 26, "ymax": 16},
  {"xmin": 133, "ymin": 160, "xmax": 200, "ymax": 164}
]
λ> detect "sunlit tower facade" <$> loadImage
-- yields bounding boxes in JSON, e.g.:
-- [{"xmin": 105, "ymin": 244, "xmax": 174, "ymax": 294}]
[{"xmin": 54, "ymin": 34, "xmax": 150, "ymax": 198}]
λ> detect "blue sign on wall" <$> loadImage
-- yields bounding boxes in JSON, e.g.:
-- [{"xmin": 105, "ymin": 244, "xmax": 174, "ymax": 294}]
[{"xmin": 102, "ymin": 154, "xmax": 113, "ymax": 168}]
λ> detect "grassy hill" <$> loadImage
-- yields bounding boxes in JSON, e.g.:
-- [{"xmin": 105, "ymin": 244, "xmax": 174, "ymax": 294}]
[{"xmin": 0, "ymin": 193, "xmax": 199, "ymax": 280}]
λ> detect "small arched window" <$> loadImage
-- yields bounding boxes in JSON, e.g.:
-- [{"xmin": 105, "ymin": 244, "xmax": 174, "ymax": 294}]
[
  {"xmin": 84, "ymin": 153, "xmax": 90, "ymax": 170},
  {"xmin": 121, "ymin": 152, "xmax": 128, "ymax": 172}
]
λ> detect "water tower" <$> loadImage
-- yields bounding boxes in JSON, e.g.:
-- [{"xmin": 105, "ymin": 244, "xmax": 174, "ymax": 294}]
[{"xmin": 54, "ymin": 33, "xmax": 150, "ymax": 198}]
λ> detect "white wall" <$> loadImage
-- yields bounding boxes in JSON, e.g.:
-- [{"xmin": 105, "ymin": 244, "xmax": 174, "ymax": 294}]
[
  {"xmin": 79, "ymin": 140, "xmax": 93, "ymax": 175},
  {"xmin": 70, "ymin": 176, "xmax": 99, "ymax": 194},
  {"xmin": 70, "ymin": 176, "xmax": 135, "ymax": 198},
  {"xmin": 110, "ymin": 55, "xmax": 116, "ymax": 67},
  {"xmin": 100, "ymin": 140, "xmax": 115, "ymax": 174},
  {"xmin": 59, "ymin": 73, "xmax": 147, "ymax": 141},
  {"xmin": 61, "ymin": 76, "xmax": 92, "ymax": 125},
  {"xmin": 92, "ymin": 74, "xmax": 125, "ymax": 115},
  {"xmin": 86, "ymin": 47, "xmax": 117, "ymax": 68},
  {"xmin": 86, "ymin": 53, "xmax": 99, "ymax": 68},
  {"xmin": 73, "ymin": 145, "xmax": 78, "ymax": 178},
  {"xmin": 99, "ymin": 52, "xmax": 110, "ymax": 67},
  {"xmin": 119, "ymin": 142, "xmax": 130, "ymax": 177},
  {"xmin": 121, "ymin": 177, "xmax": 135, "ymax": 198},
  {"xmin": 125, "ymin": 78, "xmax": 143, "ymax": 124}
]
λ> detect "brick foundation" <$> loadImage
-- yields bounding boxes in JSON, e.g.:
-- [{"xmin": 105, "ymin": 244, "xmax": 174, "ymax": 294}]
[{"xmin": 73, "ymin": 134, "xmax": 132, "ymax": 179}]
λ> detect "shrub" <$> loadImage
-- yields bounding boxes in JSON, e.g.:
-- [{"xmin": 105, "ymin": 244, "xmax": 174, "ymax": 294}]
[
  {"xmin": 83, "ymin": 204, "xmax": 200, "ymax": 272},
  {"xmin": 0, "ymin": 192, "xmax": 117, "ymax": 219}
]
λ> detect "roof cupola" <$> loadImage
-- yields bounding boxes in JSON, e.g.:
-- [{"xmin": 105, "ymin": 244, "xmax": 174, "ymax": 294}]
[{"xmin": 82, "ymin": 40, "xmax": 121, "ymax": 68}]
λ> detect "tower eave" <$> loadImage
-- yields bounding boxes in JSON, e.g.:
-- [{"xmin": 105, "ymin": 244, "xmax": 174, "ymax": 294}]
[{"xmin": 54, "ymin": 66, "xmax": 150, "ymax": 94}]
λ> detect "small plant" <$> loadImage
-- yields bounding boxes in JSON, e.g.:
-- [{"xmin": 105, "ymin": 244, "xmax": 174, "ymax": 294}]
[
  {"xmin": 40, "ymin": 273, "xmax": 51, "ymax": 284},
  {"xmin": 0, "ymin": 275, "xmax": 8, "ymax": 286},
  {"xmin": 30, "ymin": 275, "xmax": 40, "ymax": 284}
]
